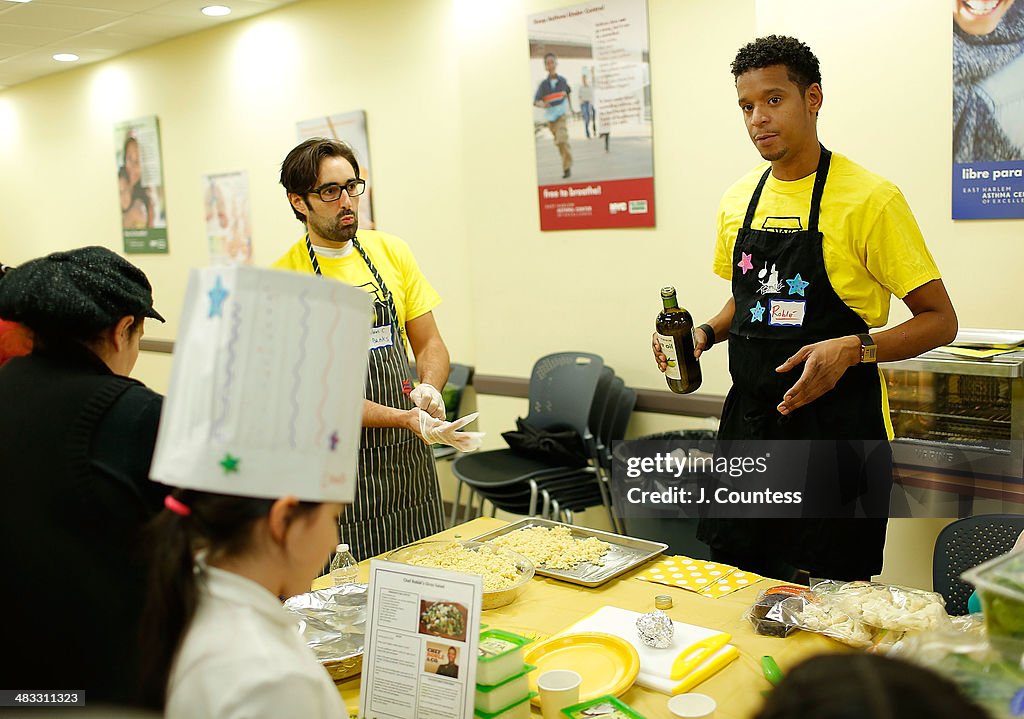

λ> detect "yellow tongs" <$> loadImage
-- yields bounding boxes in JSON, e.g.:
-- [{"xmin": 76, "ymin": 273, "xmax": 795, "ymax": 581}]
[{"xmin": 670, "ymin": 633, "xmax": 739, "ymax": 695}]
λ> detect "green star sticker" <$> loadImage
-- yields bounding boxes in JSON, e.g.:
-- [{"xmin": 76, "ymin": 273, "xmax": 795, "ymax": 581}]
[{"xmin": 220, "ymin": 453, "xmax": 241, "ymax": 474}]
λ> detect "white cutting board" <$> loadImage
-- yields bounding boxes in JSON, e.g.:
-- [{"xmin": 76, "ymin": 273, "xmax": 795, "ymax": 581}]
[{"xmin": 559, "ymin": 605, "xmax": 734, "ymax": 695}]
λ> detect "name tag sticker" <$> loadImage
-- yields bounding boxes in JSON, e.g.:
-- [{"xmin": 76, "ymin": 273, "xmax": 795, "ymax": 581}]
[
  {"xmin": 768, "ymin": 299, "xmax": 806, "ymax": 327},
  {"xmin": 369, "ymin": 324, "xmax": 394, "ymax": 350}
]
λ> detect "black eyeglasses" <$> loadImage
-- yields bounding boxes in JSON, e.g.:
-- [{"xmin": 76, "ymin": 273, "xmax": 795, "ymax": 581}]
[{"xmin": 308, "ymin": 179, "xmax": 366, "ymax": 202}]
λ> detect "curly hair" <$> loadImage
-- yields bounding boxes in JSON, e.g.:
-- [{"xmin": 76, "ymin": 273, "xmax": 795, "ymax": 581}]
[{"xmin": 731, "ymin": 35, "xmax": 821, "ymax": 93}]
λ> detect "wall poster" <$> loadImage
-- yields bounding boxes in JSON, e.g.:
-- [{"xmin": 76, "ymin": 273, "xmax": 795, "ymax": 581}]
[
  {"xmin": 114, "ymin": 115, "xmax": 169, "ymax": 253},
  {"xmin": 528, "ymin": 0, "xmax": 655, "ymax": 230},
  {"xmin": 952, "ymin": 0, "xmax": 1024, "ymax": 219}
]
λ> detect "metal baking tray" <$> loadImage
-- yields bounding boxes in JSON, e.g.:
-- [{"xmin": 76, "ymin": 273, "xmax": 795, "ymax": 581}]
[{"xmin": 470, "ymin": 518, "xmax": 667, "ymax": 588}]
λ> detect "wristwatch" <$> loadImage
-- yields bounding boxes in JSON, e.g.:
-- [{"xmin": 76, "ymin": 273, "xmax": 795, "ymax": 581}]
[{"xmin": 857, "ymin": 334, "xmax": 877, "ymax": 364}]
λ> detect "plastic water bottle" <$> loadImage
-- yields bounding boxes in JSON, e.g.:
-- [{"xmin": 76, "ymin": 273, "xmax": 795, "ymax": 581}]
[{"xmin": 330, "ymin": 543, "xmax": 358, "ymax": 586}]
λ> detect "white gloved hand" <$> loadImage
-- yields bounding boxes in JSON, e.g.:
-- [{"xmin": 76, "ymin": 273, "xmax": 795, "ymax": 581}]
[
  {"xmin": 417, "ymin": 410, "xmax": 485, "ymax": 452},
  {"xmin": 409, "ymin": 383, "xmax": 446, "ymax": 420}
]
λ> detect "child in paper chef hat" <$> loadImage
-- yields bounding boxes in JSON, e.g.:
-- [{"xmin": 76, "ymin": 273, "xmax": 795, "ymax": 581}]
[
  {"xmin": 138, "ymin": 267, "xmax": 370, "ymax": 717},
  {"xmin": 140, "ymin": 491, "xmax": 346, "ymax": 716}
]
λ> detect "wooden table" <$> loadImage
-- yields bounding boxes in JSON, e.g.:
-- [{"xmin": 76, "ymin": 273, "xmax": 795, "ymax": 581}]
[{"xmin": 315, "ymin": 517, "xmax": 840, "ymax": 719}]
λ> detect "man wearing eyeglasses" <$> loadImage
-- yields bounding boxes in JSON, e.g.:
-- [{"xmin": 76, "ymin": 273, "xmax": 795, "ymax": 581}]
[{"xmin": 273, "ymin": 137, "xmax": 452, "ymax": 559}]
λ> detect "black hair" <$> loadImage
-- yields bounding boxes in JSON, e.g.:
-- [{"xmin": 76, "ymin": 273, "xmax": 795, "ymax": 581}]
[
  {"xmin": 138, "ymin": 489, "xmax": 319, "ymax": 709},
  {"xmin": 755, "ymin": 654, "xmax": 989, "ymax": 719},
  {"xmin": 544, "ymin": 52, "xmax": 557, "ymax": 61},
  {"xmin": 279, "ymin": 138, "xmax": 361, "ymax": 223},
  {"xmin": 731, "ymin": 35, "xmax": 822, "ymax": 93}
]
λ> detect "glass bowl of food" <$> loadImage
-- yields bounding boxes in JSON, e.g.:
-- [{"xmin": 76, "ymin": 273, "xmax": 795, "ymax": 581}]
[{"xmin": 386, "ymin": 540, "xmax": 535, "ymax": 610}]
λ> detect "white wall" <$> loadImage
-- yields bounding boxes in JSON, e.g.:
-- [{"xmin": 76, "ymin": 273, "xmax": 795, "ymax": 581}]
[{"xmin": 1, "ymin": 0, "xmax": 1015, "ymax": 588}]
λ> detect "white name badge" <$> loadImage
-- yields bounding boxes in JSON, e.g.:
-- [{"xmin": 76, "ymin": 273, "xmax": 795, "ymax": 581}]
[
  {"xmin": 768, "ymin": 299, "xmax": 806, "ymax": 327},
  {"xmin": 369, "ymin": 324, "xmax": 394, "ymax": 350}
]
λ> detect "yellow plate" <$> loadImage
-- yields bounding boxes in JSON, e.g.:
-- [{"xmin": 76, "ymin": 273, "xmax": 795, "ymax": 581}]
[{"xmin": 523, "ymin": 632, "xmax": 640, "ymax": 705}]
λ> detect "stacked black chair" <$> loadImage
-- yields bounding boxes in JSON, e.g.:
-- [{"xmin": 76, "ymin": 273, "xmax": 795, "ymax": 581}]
[
  {"xmin": 450, "ymin": 352, "xmax": 606, "ymax": 526},
  {"xmin": 541, "ymin": 385, "xmax": 636, "ymax": 531}
]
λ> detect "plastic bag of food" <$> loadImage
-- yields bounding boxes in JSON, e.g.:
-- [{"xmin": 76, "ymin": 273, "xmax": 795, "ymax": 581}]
[
  {"xmin": 778, "ymin": 580, "xmax": 953, "ymax": 651},
  {"xmin": 744, "ymin": 584, "xmax": 808, "ymax": 638}
]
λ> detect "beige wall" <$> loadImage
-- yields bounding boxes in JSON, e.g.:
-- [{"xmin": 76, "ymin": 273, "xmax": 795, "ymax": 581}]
[{"xmin": 1, "ymin": 0, "xmax": 1014, "ymax": 588}]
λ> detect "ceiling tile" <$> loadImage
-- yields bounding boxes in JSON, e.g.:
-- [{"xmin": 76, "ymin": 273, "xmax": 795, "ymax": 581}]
[
  {"xmin": 0, "ymin": 41, "xmax": 30, "ymax": 61},
  {"xmin": 38, "ymin": 0, "xmax": 172, "ymax": 11},
  {"xmin": 66, "ymin": 30, "xmax": 160, "ymax": 54},
  {"xmin": 0, "ymin": 4, "xmax": 127, "ymax": 32},
  {"xmin": 148, "ymin": 0, "xmax": 282, "ymax": 20},
  {"xmin": 101, "ymin": 12, "xmax": 207, "ymax": 37},
  {"xmin": 0, "ymin": 0, "xmax": 303, "ymax": 91},
  {"xmin": 0, "ymin": 24, "xmax": 76, "ymax": 46}
]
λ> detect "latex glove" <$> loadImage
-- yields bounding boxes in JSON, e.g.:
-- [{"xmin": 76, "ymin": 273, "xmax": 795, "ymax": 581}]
[
  {"xmin": 409, "ymin": 383, "xmax": 446, "ymax": 420},
  {"xmin": 417, "ymin": 410, "xmax": 486, "ymax": 452}
]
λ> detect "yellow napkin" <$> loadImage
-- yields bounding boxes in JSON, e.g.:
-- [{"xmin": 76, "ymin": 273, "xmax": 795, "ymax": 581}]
[{"xmin": 635, "ymin": 556, "xmax": 764, "ymax": 598}]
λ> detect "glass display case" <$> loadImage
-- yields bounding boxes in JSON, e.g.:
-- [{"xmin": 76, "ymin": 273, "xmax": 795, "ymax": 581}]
[{"xmin": 884, "ymin": 350, "xmax": 1024, "ymax": 480}]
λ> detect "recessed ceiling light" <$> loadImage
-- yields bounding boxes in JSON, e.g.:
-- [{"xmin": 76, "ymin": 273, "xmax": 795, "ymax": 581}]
[
  {"xmin": 202, "ymin": 5, "xmax": 231, "ymax": 16},
  {"xmin": 7, "ymin": 1, "xmax": 34, "ymax": 4},
  {"xmin": 53, "ymin": 53, "xmax": 79, "ymax": 62}
]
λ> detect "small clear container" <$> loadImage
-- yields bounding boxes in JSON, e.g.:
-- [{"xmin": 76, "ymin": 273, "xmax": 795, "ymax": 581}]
[
  {"xmin": 963, "ymin": 550, "xmax": 1024, "ymax": 661},
  {"xmin": 474, "ymin": 692, "xmax": 536, "ymax": 719},
  {"xmin": 477, "ymin": 629, "xmax": 534, "ymax": 686},
  {"xmin": 474, "ymin": 664, "xmax": 535, "ymax": 714}
]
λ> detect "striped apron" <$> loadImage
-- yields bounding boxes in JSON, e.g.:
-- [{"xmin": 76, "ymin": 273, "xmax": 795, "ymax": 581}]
[{"xmin": 305, "ymin": 235, "xmax": 444, "ymax": 559}]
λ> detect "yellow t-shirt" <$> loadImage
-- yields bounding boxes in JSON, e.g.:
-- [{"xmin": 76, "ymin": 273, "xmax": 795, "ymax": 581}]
[
  {"xmin": 272, "ymin": 230, "xmax": 441, "ymax": 345},
  {"xmin": 713, "ymin": 152, "xmax": 940, "ymax": 329}
]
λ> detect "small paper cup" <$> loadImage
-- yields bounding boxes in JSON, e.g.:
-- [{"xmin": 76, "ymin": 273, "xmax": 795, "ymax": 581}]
[
  {"xmin": 668, "ymin": 692, "xmax": 717, "ymax": 718},
  {"xmin": 538, "ymin": 669, "xmax": 582, "ymax": 719}
]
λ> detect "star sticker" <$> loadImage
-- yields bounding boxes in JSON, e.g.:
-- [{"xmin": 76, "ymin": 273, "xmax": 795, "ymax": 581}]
[
  {"xmin": 750, "ymin": 301, "xmax": 765, "ymax": 323},
  {"xmin": 219, "ymin": 453, "xmax": 240, "ymax": 474},
  {"xmin": 329, "ymin": 431, "xmax": 339, "ymax": 451},
  {"xmin": 208, "ymin": 276, "xmax": 229, "ymax": 318},
  {"xmin": 786, "ymin": 273, "xmax": 810, "ymax": 296},
  {"xmin": 737, "ymin": 252, "xmax": 754, "ymax": 275}
]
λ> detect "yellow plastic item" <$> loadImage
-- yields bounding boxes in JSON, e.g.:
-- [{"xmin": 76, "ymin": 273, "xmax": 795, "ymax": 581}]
[
  {"xmin": 671, "ymin": 645, "xmax": 739, "ymax": 695},
  {"xmin": 670, "ymin": 633, "xmax": 731, "ymax": 680},
  {"xmin": 523, "ymin": 632, "xmax": 640, "ymax": 706}
]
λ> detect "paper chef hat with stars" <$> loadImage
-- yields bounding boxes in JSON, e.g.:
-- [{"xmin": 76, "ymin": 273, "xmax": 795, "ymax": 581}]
[{"xmin": 150, "ymin": 266, "xmax": 371, "ymax": 502}]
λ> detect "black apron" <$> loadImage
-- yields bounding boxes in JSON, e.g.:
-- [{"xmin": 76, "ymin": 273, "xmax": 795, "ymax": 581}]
[
  {"xmin": 697, "ymin": 147, "xmax": 890, "ymax": 580},
  {"xmin": 306, "ymin": 235, "xmax": 444, "ymax": 559}
]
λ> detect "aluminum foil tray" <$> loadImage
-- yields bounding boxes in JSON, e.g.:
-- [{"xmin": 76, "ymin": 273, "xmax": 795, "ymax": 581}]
[
  {"xmin": 470, "ymin": 518, "xmax": 667, "ymax": 588},
  {"xmin": 284, "ymin": 583, "xmax": 366, "ymax": 681}
]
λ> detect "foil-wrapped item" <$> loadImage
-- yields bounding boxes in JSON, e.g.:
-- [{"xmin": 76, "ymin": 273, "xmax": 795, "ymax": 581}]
[
  {"xmin": 636, "ymin": 609, "xmax": 675, "ymax": 648},
  {"xmin": 284, "ymin": 583, "xmax": 367, "ymax": 680}
]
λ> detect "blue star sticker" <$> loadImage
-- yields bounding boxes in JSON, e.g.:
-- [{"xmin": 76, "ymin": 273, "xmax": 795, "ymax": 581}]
[
  {"xmin": 786, "ymin": 273, "xmax": 810, "ymax": 297},
  {"xmin": 750, "ymin": 301, "xmax": 765, "ymax": 323},
  {"xmin": 208, "ymin": 276, "xmax": 229, "ymax": 318}
]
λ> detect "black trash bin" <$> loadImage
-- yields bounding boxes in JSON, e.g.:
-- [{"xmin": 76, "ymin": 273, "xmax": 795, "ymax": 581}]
[{"xmin": 615, "ymin": 429, "xmax": 717, "ymax": 558}]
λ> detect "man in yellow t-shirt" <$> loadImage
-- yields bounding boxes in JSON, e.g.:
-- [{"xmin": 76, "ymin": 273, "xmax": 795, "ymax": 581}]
[
  {"xmin": 653, "ymin": 36, "xmax": 958, "ymax": 581},
  {"xmin": 274, "ymin": 138, "xmax": 453, "ymax": 559}
]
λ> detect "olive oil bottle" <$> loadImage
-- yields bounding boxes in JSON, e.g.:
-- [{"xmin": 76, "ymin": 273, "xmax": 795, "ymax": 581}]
[{"xmin": 656, "ymin": 286, "xmax": 702, "ymax": 394}]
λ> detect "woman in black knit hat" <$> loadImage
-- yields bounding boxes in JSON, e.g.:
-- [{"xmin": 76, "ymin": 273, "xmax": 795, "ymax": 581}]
[{"xmin": 0, "ymin": 246, "xmax": 167, "ymax": 707}]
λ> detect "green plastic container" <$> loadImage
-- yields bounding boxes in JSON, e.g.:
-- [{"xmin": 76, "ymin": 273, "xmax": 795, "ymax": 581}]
[
  {"xmin": 474, "ymin": 664, "xmax": 536, "ymax": 714},
  {"xmin": 561, "ymin": 695, "xmax": 646, "ymax": 719},
  {"xmin": 964, "ymin": 551, "xmax": 1024, "ymax": 661},
  {"xmin": 476, "ymin": 629, "xmax": 533, "ymax": 686},
  {"xmin": 473, "ymin": 692, "xmax": 536, "ymax": 719}
]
